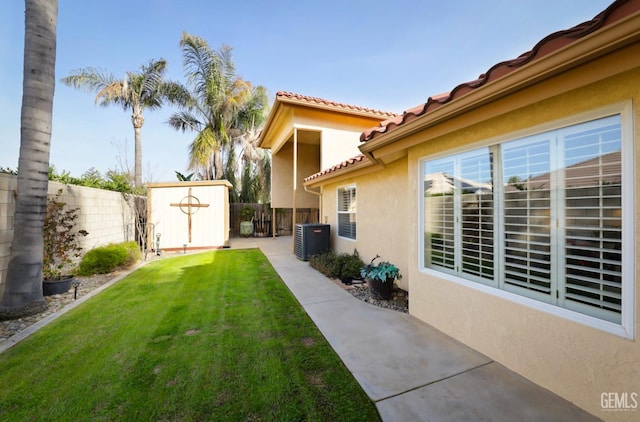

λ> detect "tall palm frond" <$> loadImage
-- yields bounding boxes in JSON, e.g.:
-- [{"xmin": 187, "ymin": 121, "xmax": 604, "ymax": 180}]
[
  {"xmin": 188, "ymin": 126, "xmax": 217, "ymax": 171},
  {"xmin": 167, "ymin": 111, "xmax": 202, "ymax": 133},
  {"xmin": 172, "ymin": 33, "xmax": 270, "ymax": 188},
  {"xmin": 162, "ymin": 81, "xmax": 192, "ymax": 107},
  {"xmin": 62, "ymin": 58, "xmax": 187, "ymax": 187},
  {"xmin": 62, "ymin": 68, "xmax": 117, "ymax": 102}
]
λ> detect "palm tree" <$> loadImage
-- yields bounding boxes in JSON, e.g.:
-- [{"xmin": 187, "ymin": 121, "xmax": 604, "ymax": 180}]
[
  {"xmin": 61, "ymin": 59, "xmax": 188, "ymax": 187},
  {"xmin": 234, "ymin": 85, "xmax": 271, "ymax": 203},
  {"xmin": 168, "ymin": 33, "xmax": 257, "ymax": 181},
  {"xmin": 0, "ymin": 0, "xmax": 57, "ymax": 319}
]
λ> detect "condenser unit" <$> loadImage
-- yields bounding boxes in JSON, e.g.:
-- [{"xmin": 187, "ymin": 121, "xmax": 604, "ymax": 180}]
[{"xmin": 295, "ymin": 224, "xmax": 330, "ymax": 261}]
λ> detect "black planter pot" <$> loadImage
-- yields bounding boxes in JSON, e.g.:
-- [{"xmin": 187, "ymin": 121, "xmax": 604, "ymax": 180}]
[
  {"xmin": 366, "ymin": 276, "xmax": 394, "ymax": 300},
  {"xmin": 42, "ymin": 276, "xmax": 74, "ymax": 296}
]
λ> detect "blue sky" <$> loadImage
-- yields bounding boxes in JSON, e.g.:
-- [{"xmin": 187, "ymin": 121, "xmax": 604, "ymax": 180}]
[{"xmin": 0, "ymin": 0, "xmax": 613, "ymax": 182}]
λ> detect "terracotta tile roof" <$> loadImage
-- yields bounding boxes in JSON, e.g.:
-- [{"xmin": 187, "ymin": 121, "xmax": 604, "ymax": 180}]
[
  {"xmin": 361, "ymin": 0, "xmax": 637, "ymax": 142},
  {"xmin": 304, "ymin": 154, "xmax": 369, "ymax": 183},
  {"xmin": 276, "ymin": 91, "xmax": 397, "ymax": 119}
]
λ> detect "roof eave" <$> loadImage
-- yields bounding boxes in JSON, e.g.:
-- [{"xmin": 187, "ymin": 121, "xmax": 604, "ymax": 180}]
[
  {"xmin": 257, "ymin": 98, "xmax": 283, "ymax": 148},
  {"xmin": 258, "ymin": 94, "xmax": 395, "ymax": 149},
  {"xmin": 360, "ymin": 7, "xmax": 640, "ymax": 155},
  {"xmin": 304, "ymin": 157, "xmax": 376, "ymax": 188},
  {"xmin": 276, "ymin": 96, "xmax": 395, "ymax": 120}
]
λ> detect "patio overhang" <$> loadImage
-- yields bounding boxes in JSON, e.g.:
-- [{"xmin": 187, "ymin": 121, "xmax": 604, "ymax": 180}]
[{"xmin": 258, "ymin": 92, "xmax": 398, "ymax": 237}]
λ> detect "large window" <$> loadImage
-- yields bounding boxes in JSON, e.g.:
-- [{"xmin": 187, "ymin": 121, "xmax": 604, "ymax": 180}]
[
  {"xmin": 421, "ymin": 111, "xmax": 632, "ymax": 332},
  {"xmin": 338, "ymin": 185, "xmax": 357, "ymax": 239}
]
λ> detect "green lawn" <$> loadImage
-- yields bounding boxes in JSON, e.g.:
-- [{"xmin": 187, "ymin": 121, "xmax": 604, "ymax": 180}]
[{"xmin": 0, "ymin": 249, "xmax": 380, "ymax": 421}]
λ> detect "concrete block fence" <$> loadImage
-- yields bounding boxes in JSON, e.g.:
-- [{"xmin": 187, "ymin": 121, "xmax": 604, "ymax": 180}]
[{"xmin": 0, "ymin": 174, "xmax": 137, "ymax": 296}]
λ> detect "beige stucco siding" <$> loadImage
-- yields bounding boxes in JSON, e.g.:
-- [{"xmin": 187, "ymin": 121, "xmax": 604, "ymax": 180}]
[
  {"xmin": 407, "ymin": 67, "xmax": 640, "ymax": 419},
  {"xmin": 271, "ymin": 142, "xmax": 293, "ymax": 208},
  {"xmin": 321, "ymin": 157, "xmax": 409, "ymax": 291},
  {"xmin": 296, "ymin": 143, "xmax": 321, "ymax": 208},
  {"xmin": 262, "ymin": 94, "xmax": 394, "ymax": 215},
  {"xmin": 271, "ymin": 142, "xmax": 320, "ymax": 209},
  {"xmin": 287, "ymin": 107, "xmax": 387, "ymax": 175},
  {"xmin": 319, "ymin": 128, "xmax": 362, "ymax": 170}
]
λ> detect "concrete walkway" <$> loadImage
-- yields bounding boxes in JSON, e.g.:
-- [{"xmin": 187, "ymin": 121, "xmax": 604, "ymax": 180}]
[{"xmin": 235, "ymin": 236, "xmax": 599, "ymax": 422}]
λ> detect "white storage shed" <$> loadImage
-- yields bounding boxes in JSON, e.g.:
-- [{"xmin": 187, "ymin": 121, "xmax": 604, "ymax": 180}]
[{"xmin": 147, "ymin": 181, "xmax": 231, "ymax": 252}]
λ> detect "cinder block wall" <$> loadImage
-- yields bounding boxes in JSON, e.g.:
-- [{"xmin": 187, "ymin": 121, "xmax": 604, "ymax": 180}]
[{"xmin": 0, "ymin": 174, "xmax": 136, "ymax": 295}]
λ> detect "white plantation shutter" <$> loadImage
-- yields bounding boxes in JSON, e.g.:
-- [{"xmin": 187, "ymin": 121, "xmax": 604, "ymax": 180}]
[
  {"xmin": 460, "ymin": 152, "xmax": 494, "ymax": 280},
  {"xmin": 422, "ymin": 112, "xmax": 628, "ymax": 326},
  {"xmin": 338, "ymin": 186, "xmax": 356, "ymax": 239},
  {"xmin": 424, "ymin": 159, "xmax": 456, "ymax": 270},
  {"xmin": 424, "ymin": 149, "xmax": 494, "ymax": 282},
  {"xmin": 501, "ymin": 136, "xmax": 553, "ymax": 301},
  {"xmin": 560, "ymin": 116, "xmax": 622, "ymax": 323}
]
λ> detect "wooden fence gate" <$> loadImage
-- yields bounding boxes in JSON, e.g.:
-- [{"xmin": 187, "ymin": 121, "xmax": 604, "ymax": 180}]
[{"xmin": 229, "ymin": 203, "xmax": 319, "ymax": 237}]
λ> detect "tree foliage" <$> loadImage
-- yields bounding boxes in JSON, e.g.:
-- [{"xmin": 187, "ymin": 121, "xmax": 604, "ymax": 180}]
[
  {"xmin": 48, "ymin": 166, "xmax": 137, "ymax": 193},
  {"xmin": 169, "ymin": 34, "xmax": 271, "ymax": 203},
  {"xmin": 61, "ymin": 59, "xmax": 189, "ymax": 187},
  {"xmin": 175, "ymin": 171, "xmax": 194, "ymax": 181},
  {"xmin": 42, "ymin": 190, "xmax": 88, "ymax": 280}
]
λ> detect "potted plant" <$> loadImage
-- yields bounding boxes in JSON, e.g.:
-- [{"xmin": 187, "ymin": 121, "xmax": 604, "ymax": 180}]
[
  {"xmin": 239, "ymin": 206, "xmax": 254, "ymax": 237},
  {"xmin": 42, "ymin": 190, "xmax": 88, "ymax": 296},
  {"xmin": 360, "ymin": 255, "xmax": 402, "ymax": 300}
]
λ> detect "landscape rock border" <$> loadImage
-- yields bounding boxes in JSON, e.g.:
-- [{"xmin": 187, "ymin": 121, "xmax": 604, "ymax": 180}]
[{"xmin": 346, "ymin": 283, "xmax": 408, "ymax": 313}]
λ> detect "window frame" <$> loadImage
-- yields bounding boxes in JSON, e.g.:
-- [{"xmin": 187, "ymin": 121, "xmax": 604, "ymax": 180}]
[
  {"xmin": 337, "ymin": 184, "xmax": 357, "ymax": 240},
  {"xmin": 418, "ymin": 102, "xmax": 635, "ymax": 339}
]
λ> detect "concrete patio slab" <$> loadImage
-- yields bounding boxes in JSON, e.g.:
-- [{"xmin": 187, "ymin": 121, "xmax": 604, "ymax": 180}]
[
  {"xmin": 250, "ymin": 236, "xmax": 599, "ymax": 422},
  {"xmin": 376, "ymin": 362, "xmax": 599, "ymax": 422},
  {"xmin": 274, "ymin": 266, "xmax": 352, "ymax": 305},
  {"xmin": 304, "ymin": 296, "xmax": 492, "ymax": 401}
]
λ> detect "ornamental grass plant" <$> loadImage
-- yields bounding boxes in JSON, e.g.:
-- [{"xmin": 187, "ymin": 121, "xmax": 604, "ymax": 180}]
[{"xmin": 0, "ymin": 249, "xmax": 379, "ymax": 421}]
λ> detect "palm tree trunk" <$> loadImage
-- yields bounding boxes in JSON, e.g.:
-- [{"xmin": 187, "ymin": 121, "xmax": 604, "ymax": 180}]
[
  {"xmin": 213, "ymin": 149, "xmax": 223, "ymax": 180},
  {"xmin": 1, "ymin": 0, "xmax": 58, "ymax": 319},
  {"xmin": 132, "ymin": 113, "xmax": 144, "ymax": 188}
]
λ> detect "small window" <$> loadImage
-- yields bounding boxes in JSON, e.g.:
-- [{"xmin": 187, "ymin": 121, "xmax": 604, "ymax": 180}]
[{"xmin": 338, "ymin": 185, "xmax": 356, "ymax": 239}]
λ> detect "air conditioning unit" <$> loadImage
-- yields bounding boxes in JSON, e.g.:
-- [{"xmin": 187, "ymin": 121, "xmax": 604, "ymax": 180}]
[{"xmin": 295, "ymin": 224, "xmax": 330, "ymax": 261}]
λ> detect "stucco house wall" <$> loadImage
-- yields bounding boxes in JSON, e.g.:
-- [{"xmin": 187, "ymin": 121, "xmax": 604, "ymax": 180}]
[
  {"xmin": 260, "ymin": 92, "xmax": 397, "ymax": 212},
  {"xmin": 271, "ymin": 142, "xmax": 320, "ymax": 209},
  {"xmin": 320, "ymin": 158, "xmax": 409, "ymax": 291},
  {"xmin": 404, "ymin": 65, "xmax": 640, "ymax": 418},
  {"xmin": 318, "ymin": 127, "xmax": 363, "ymax": 170},
  {"xmin": 304, "ymin": 5, "xmax": 640, "ymax": 417},
  {"xmin": 271, "ymin": 142, "xmax": 294, "ymax": 208},
  {"xmin": 291, "ymin": 107, "xmax": 388, "ymax": 171}
]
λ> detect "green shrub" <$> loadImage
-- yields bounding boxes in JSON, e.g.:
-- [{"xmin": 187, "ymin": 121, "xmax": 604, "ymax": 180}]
[
  {"xmin": 335, "ymin": 250, "xmax": 364, "ymax": 281},
  {"xmin": 309, "ymin": 251, "xmax": 339, "ymax": 277},
  {"xmin": 78, "ymin": 241, "xmax": 141, "ymax": 276},
  {"xmin": 309, "ymin": 250, "xmax": 364, "ymax": 281}
]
